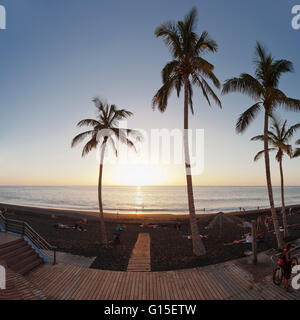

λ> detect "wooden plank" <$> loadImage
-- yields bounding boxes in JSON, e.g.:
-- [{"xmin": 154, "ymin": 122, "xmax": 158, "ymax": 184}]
[
  {"xmin": 20, "ymin": 258, "xmax": 300, "ymax": 301},
  {"xmin": 127, "ymin": 233, "xmax": 151, "ymax": 272}
]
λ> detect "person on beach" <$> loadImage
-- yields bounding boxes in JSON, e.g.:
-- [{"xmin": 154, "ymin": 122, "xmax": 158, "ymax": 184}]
[
  {"xmin": 281, "ymin": 243, "xmax": 294, "ymax": 291},
  {"xmin": 264, "ymin": 216, "xmax": 271, "ymax": 231},
  {"xmin": 109, "ymin": 232, "xmax": 120, "ymax": 245},
  {"xmin": 257, "ymin": 215, "xmax": 262, "ymax": 231}
]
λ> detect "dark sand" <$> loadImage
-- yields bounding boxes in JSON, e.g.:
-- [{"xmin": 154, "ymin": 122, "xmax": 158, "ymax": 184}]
[{"xmin": 1, "ymin": 203, "xmax": 300, "ymax": 271}]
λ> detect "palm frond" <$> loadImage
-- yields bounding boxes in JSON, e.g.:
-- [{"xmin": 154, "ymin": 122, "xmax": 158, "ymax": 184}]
[
  {"xmin": 71, "ymin": 130, "xmax": 94, "ymax": 148},
  {"xmin": 250, "ymin": 135, "xmax": 264, "ymax": 142},
  {"xmin": 81, "ymin": 136, "xmax": 98, "ymax": 157},
  {"xmin": 283, "ymin": 123, "xmax": 300, "ymax": 140},
  {"xmin": 254, "ymin": 148, "xmax": 276, "ymax": 162},
  {"xmin": 183, "ymin": 6, "xmax": 198, "ymax": 33},
  {"xmin": 152, "ymin": 77, "xmax": 176, "ymax": 112},
  {"xmin": 155, "ymin": 21, "xmax": 182, "ymax": 58},
  {"xmin": 270, "ymin": 59, "xmax": 294, "ymax": 88},
  {"xmin": 111, "ymin": 128, "xmax": 138, "ymax": 153},
  {"xmin": 271, "ymin": 89, "xmax": 300, "ymax": 112},
  {"xmin": 251, "ymin": 133, "xmax": 277, "ymax": 148},
  {"xmin": 193, "ymin": 73, "xmax": 222, "ymax": 108},
  {"xmin": 162, "ymin": 60, "xmax": 179, "ymax": 83},
  {"xmin": 192, "ymin": 74, "xmax": 211, "ymax": 107},
  {"xmin": 236, "ymin": 103, "xmax": 262, "ymax": 133},
  {"xmin": 195, "ymin": 30, "xmax": 218, "ymax": 54},
  {"xmin": 175, "ymin": 75, "xmax": 183, "ymax": 97},
  {"xmin": 222, "ymin": 74, "xmax": 263, "ymax": 100},
  {"xmin": 195, "ymin": 57, "xmax": 220, "ymax": 88},
  {"xmin": 77, "ymin": 119, "xmax": 100, "ymax": 128},
  {"xmin": 254, "ymin": 41, "xmax": 268, "ymax": 64},
  {"xmin": 293, "ymin": 148, "xmax": 300, "ymax": 157}
]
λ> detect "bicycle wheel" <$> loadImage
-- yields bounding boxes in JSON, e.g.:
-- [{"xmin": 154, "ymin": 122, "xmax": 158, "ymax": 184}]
[{"xmin": 273, "ymin": 266, "xmax": 283, "ymax": 285}]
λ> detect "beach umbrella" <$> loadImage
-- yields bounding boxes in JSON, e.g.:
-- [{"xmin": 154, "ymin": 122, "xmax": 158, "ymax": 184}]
[{"xmin": 206, "ymin": 212, "xmax": 244, "ymax": 239}]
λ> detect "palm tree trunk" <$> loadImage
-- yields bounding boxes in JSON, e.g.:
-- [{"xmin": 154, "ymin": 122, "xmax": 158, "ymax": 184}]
[
  {"xmin": 263, "ymin": 111, "xmax": 284, "ymax": 249},
  {"xmin": 184, "ymin": 77, "xmax": 206, "ymax": 256},
  {"xmin": 279, "ymin": 158, "xmax": 288, "ymax": 238},
  {"xmin": 98, "ymin": 139, "xmax": 108, "ymax": 245}
]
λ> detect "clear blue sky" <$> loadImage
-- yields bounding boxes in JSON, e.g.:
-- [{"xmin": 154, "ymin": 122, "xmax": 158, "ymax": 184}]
[{"xmin": 0, "ymin": 0, "xmax": 299, "ymax": 186}]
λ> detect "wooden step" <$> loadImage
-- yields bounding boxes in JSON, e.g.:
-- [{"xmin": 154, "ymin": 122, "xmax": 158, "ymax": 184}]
[
  {"xmin": 0, "ymin": 238, "xmax": 44, "ymax": 276},
  {"xmin": 5, "ymin": 249, "xmax": 35, "ymax": 267},
  {"xmin": 0, "ymin": 238, "xmax": 24, "ymax": 250},
  {"xmin": 0, "ymin": 245, "xmax": 32, "ymax": 260},
  {"xmin": 10, "ymin": 254, "xmax": 40, "ymax": 272},
  {"xmin": 16, "ymin": 258, "xmax": 43, "ymax": 275},
  {"xmin": 0, "ymin": 240, "xmax": 27, "ymax": 257}
]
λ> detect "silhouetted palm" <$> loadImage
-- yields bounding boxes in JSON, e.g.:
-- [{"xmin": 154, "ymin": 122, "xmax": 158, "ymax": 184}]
[
  {"xmin": 251, "ymin": 114, "xmax": 300, "ymax": 238},
  {"xmin": 153, "ymin": 7, "xmax": 221, "ymax": 256},
  {"xmin": 72, "ymin": 98, "xmax": 140, "ymax": 245},
  {"xmin": 222, "ymin": 42, "xmax": 300, "ymax": 249}
]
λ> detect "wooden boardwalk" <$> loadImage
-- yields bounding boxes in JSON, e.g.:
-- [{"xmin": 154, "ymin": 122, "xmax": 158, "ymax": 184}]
[
  {"xmin": 24, "ymin": 260, "xmax": 300, "ymax": 300},
  {"xmin": 0, "ymin": 268, "xmax": 46, "ymax": 300},
  {"xmin": 127, "ymin": 233, "xmax": 151, "ymax": 272}
]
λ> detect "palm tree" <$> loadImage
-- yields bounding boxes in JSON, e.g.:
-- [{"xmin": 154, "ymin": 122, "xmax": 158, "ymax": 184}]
[
  {"xmin": 72, "ymin": 98, "xmax": 140, "ymax": 245},
  {"xmin": 152, "ymin": 7, "xmax": 221, "ymax": 256},
  {"xmin": 222, "ymin": 42, "xmax": 300, "ymax": 249},
  {"xmin": 251, "ymin": 114, "xmax": 300, "ymax": 238}
]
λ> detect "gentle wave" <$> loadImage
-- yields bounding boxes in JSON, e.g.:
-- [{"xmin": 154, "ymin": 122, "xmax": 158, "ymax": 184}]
[{"xmin": 0, "ymin": 186, "xmax": 299, "ymax": 214}]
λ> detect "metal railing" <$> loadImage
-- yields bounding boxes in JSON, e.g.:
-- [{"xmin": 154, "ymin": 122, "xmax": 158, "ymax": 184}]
[{"xmin": 0, "ymin": 213, "xmax": 56, "ymax": 264}]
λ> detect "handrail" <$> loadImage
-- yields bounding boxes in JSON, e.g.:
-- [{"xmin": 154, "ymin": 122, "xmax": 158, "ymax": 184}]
[{"xmin": 0, "ymin": 213, "xmax": 57, "ymax": 264}]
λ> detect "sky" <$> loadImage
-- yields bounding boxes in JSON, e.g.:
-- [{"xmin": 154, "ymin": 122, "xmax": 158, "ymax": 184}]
[{"xmin": 0, "ymin": 0, "xmax": 299, "ymax": 186}]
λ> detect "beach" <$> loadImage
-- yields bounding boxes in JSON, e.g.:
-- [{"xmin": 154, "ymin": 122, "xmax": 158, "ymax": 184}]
[{"xmin": 1, "ymin": 203, "xmax": 300, "ymax": 271}]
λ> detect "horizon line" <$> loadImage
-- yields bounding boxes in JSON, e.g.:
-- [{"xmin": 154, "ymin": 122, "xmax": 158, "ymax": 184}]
[{"xmin": 0, "ymin": 184, "xmax": 300, "ymax": 188}]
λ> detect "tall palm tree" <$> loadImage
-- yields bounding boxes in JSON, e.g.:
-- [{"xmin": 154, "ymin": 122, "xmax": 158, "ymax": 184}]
[
  {"xmin": 72, "ymin": 98, "xmax": 140, "ymax": 245},
  {"xmin": 222, "ymin": 42, "xmax": 300, "ymax": 249},
  {"xmin": 251, "ymin": 114, "xmax": 300, "ymax": 238},
  {"xmin": 152, "ymin": 7, "xmax": 221, "ymax": 256}
]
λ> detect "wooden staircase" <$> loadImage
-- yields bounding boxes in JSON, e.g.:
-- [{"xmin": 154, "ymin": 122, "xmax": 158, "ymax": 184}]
[{"xmin": 0, "ymin": 238, "xmax": 44, "ymax": 275}]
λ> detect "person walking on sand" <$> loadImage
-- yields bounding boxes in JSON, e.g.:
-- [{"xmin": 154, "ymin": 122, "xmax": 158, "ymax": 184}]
[{"xmin": 281, "ymin": 243, "xmax": 294, "ymax": 291}]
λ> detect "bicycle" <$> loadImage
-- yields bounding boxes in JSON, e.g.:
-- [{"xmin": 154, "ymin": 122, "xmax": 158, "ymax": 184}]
[{"xmin": 272, "ymin": 250, "xmax": 299, "ymax": 285}]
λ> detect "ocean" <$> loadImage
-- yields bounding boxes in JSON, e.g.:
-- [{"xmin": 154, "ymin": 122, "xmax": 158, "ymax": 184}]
[{"xmin": 0, "ymin": 186, "xmax": 299, "ymax": 215}]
